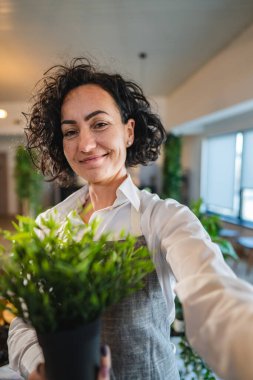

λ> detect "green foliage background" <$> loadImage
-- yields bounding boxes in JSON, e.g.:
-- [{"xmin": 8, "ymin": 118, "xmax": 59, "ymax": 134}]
[
  {"xmin": 162, "ymin": 133, "xmax": 182, "ymax": 201},
  {"xmin": 15, "ymin": 145, "xmax": 44, "ymax": 215}
]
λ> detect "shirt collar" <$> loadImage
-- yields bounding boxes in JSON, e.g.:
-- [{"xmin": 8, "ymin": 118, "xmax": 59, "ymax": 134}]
[
  {"xmin": 73, "ymin": 174, "xmax": 140, "ymax": 212},
  {"xmin": 114, "ymin": 174, "xmax": 140, "ymax": 211}
]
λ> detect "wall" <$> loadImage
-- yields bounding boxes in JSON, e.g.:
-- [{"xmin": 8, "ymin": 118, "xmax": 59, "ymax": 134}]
[
  {"xmin": 0, "ymin": 102, "xmax": 27, "ymax": 136},
  {"xmin": 166, "ymin": 23, "xmax": 253, "ymax": 129},
  {"xmin": 165, "ymin": 23, "xmax": 253, "ymax": 202},
  {"xmin": 150, "ymin": 96, "xmax": 171, "ymax": 130}
]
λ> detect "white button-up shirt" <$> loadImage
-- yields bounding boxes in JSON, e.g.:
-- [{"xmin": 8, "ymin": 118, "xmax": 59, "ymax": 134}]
[{"xmin": 8, "ymin": 175, "xmax": 253, "ymax": 380}]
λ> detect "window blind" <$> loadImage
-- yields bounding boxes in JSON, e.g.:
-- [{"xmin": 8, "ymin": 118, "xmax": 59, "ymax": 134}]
[
  {"xmin": 241, "ymin": 130, "xmax": 253, "ymax": 189},
  {"xmin": 202, "ymin": 134, "xmax": 237, "ymax": 210}
]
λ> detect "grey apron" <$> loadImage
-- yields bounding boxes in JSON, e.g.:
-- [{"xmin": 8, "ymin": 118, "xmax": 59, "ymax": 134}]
[{"xmin": 101, "ymin": 205, "xmax": 180, "ymax": 380}]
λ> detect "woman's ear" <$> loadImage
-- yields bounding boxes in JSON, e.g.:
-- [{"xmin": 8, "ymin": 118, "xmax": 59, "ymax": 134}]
[{"xmin": 125, "ymin": 118, "xmax": 135, "ymax": 145}]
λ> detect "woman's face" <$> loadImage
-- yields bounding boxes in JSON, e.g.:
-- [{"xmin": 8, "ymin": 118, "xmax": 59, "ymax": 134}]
[{"xmin": 61, "ymin": 84, "xmax": 135, "ymax": 185}]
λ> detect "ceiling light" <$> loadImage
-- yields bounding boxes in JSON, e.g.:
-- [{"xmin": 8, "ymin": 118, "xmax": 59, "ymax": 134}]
[
  {"xmin": 0, "ymin": 109, "xmax": 7, "ymax": 118},
  {"xmin": 138, "ymin": 52, "xmax": 148, "ymax": 88}
]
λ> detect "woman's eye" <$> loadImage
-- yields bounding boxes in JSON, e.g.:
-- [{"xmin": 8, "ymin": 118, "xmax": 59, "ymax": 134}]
[
  {"xmin": 63, "ymin": 130, "xmax": 78, "ymax": 138},
  {"xmin": 93, "ymin": 122, "xmax": 108, "ymax": 129}
]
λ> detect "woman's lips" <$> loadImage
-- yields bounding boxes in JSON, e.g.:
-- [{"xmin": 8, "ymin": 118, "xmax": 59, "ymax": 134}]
[{"xmin": 79, "ymin": 153, "xmax": 109, "ymax": 163}]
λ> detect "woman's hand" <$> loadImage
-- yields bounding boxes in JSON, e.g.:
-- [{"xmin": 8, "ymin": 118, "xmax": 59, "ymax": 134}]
[
  {"xmin": 98, "ymin": 345, "xmax": 111, "ymax": 380},
  {"xmin": 28, "ymin": 345, "xmax": 111, "ymax": 380},
  {"xmin": 28, "ymin": 363, "xmax": 46, "ymax": 380}
]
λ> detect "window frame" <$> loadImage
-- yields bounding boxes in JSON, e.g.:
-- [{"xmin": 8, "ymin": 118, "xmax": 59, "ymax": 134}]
[{"xmin": 201, "ymin": 130, "xmax": 253, "ymax": 228}]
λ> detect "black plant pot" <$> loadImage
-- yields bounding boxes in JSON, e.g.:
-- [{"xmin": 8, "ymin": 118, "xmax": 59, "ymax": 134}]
[{"xmin": 37, "ymin": 319, "xmax": 100, "ymax": 380}]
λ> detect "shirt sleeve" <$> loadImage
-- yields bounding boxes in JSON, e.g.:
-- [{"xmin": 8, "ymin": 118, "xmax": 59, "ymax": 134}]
[
  {"xmin": 143, "ymin": 197, "xmax": 253, "ymax": 380},
  {"xmin": 8, "ymin": 317, "xmax": 44, "ymax": 379}
]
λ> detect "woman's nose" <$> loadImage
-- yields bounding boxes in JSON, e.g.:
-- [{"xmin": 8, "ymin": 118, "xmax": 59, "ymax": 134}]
[{"xmin": 79, "ymin": 129, "xmax": 96, "ymax": 152}]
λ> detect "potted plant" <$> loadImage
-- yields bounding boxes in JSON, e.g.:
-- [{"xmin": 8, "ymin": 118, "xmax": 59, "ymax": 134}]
[{"xmin": 0, "ymin": 212, "xmax": 154, "ymax": 380}]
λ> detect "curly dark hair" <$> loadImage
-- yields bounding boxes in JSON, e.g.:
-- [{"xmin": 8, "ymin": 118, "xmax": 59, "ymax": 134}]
[{"xmin": 25, "ymin": 57, "xmax": 166, "ymax": 185}]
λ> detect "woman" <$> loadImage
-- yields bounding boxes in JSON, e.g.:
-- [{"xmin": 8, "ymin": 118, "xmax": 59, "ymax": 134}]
[{"xmin": 8, "ymin": 58, "xmax": 253, "ymax": 380}]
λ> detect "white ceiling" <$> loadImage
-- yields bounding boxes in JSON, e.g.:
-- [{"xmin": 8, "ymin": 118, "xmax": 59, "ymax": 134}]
[{"xmin": 1, "ymin": 0, "xmax": 253, "ymax": 102}]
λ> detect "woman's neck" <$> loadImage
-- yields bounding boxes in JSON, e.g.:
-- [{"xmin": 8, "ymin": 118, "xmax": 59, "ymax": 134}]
[
  {"xmin": 88, "ymin": 174, "xmax": 127, "ymax": 211},
  {"xmin": 80, "ymin": 173, "xmax": 128, "ymax": 224}
]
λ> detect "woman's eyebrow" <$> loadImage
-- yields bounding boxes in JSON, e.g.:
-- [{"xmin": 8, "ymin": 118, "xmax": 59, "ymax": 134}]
[
  {"xmin": 61, "ymin": 110, "xmax": 109, "ymax": 125},
  {"xmin": 61, "ymin": 119, "xmax": 76, "ymax": 126},
  {"xmin": 84, "ymin": 110, "xmax": 109, "ymax": 121}
]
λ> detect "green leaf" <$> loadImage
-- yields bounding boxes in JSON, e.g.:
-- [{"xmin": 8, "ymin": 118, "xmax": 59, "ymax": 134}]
[{"xmin": 0, "ymin": 213, "xmax": 154, "ymax": 334}]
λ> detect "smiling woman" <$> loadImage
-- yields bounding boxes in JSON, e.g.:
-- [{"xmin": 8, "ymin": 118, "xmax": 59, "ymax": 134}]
[{"xmin": 8, "ymin": 57, "xmax": 253, "ymax": 380}]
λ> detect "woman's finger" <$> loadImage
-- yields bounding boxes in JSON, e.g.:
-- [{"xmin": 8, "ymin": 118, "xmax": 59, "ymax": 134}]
[
  {"xmin": 37, "ymin": 363, "xmax": 46, "ymax": 378},
  {"xmin": 97, "ymin": 345, "xmax": 111, "ymax": 380},
  {"xmin": 28, "ymin": 363, "xmax": 46, "ymax": 380}
]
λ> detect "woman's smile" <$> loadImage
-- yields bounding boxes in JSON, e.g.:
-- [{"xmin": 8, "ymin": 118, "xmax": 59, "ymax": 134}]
[{"xmin": 78, "ymin": 153, "xmax": 109, "ymax": 166}]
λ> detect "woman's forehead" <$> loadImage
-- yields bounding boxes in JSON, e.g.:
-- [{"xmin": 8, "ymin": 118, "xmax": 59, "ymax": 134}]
[
  {"xmin": 61, "ymin": 84, "xmax": 120, "ymax": 115},
  {"xmin": 64, "ymin": 84, "xmax": 110, "ymax": 100}
]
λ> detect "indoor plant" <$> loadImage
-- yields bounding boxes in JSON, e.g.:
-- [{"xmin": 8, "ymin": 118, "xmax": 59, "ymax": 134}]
[
  {"xmin": 162, "ymin": 133, "xmax": 183, "ymax": 201},
  {"xmin": 14, "ymin": 145, "xmax": 44, "ymax": 216},
  {"xmin": 190, "ymin": 198, "xmax": 238, "ymax": 261},
  {"xmin": 0, "ymin": 212, "xmax": 154, "ymax": 380}
]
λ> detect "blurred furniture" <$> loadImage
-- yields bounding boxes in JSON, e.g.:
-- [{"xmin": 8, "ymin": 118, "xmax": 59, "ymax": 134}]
[
  {"xmin": 219, "ymin": 228, "xmax": 240, "ymax": 239},
  {"xmin": 237, "ymin": 236, "xmax": 253, "ymax": 273}
]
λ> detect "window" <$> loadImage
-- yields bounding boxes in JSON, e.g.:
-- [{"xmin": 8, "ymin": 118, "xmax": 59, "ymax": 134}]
[{"xmin": 201, "ymin": 130, "xmax": 253, "ymax": 224}]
